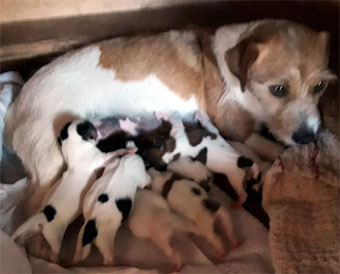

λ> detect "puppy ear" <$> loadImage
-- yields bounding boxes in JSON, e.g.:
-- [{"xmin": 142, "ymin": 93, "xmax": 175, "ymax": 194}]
[
  {"xmin": 225, "ymin": 37, "xmax": 259, "ymax": 92},
  {"xmin": 59, "ymin": 121, "xmax": 72, "ymax": 143}
]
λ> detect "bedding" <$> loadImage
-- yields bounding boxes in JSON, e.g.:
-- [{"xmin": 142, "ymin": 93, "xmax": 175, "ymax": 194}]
[{"xmin": 263, "ymin": 131, "xmax": 339, "ymax": 273}]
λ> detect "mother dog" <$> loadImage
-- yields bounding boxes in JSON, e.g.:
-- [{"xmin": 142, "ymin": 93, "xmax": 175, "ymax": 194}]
[{"xmin": 5, "ymin": 19, "xmax": 336, "ymax": 214}]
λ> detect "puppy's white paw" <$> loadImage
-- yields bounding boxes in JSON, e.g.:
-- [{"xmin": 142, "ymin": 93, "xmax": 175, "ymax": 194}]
[
  {"xmin": 248, "ymin": 161, "xmax": 261, "ymax": 181},
  {"xmin": 230, "ymin": 194, "xmax": 247, "ymax": 209},
  {"xmin": 103, "ymin": 257, "xmax": 113, "ymax": 265},
  {"xmin": 252, "ymin": 183, "xmax": 263, "ymax": 192},
  {"xmin": 169, "ymin": 252, "xmax": 182, "ymax": 273}
]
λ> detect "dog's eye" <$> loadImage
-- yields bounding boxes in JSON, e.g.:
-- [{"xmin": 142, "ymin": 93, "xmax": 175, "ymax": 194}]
[
  {"xmin": 313, "ymin": 81, "xmax": 326, "ymax": 94},
  {"xmin": 269, "ymin": 85, "xmax": 287, "ymax": 98}
]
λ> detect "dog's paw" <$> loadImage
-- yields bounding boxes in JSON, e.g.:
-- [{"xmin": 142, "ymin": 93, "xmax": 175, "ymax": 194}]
[
  {"xmin": 231, "ymin": 240, "xmax": 244, "ymax": 249},
  {"xmin": 169, "ymin": 253, "xmax": 182, "ymax": 273},
  {"xmin": 250, "ymin": 162, "xmax": 261, "ymax": 180},
  {"xmin": 215, "ymin": 248, "xmax": 227, "ymax": 260},
  {"xmin": 252, "ymin": 182, "xmax": 263, "ymax": 192},
  {"xmin": 103, "ymin": 257, "xmax": 114, "ymax": 266},
  {"xmin": 230, "ymin": 199, "xmax": 244, "ymax": 209}
]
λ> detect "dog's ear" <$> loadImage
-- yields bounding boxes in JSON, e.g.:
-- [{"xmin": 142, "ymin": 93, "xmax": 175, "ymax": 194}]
[
  {"xmin": 225, "ymin": 37, "xmax": 259, "ymax": 92},
  {"xmin": 59, "ymin": 121, "xmax": 72, "ymax": 144}
]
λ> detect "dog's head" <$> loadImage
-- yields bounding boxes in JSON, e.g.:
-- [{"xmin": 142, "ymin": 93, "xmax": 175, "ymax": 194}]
[
  {"xmin": 58, "ymin": 120, "xmax": 99, "ymax": 165},
  {"xmin": 133, "ymin": 119, "xmax": 175, "ymax": 170},
  {"xmin": 225, "ymin": 20, "xmax": 337, "ymax": 145}
]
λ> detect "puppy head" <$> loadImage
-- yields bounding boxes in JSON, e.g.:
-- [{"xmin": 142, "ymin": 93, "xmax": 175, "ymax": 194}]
[
  {"xmin": 58, "ymin": 120, "xmax": 99, "ymax": 165},
  {"xmin": 136, "ymin": 119, "xmax": 174, "ymax": 170},
  {"xmin": 118, "ymin": 154, "xmax": 151, "ymax": 188},
  {"xmin": 225, "ymin": 20, "xmax": 337, "ymax": 145}
]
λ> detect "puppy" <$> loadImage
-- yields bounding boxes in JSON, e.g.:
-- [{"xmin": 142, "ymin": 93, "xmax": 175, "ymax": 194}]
[
  {"xmin": 73, "ymin": 153, "xmax": 150, "ymax": 265},
  {"xmin": 153, "ymin": 112, "xmax": 260, "ymax": 208},
  {"xmin": 148, "ymin": 168, "xmax": 241, "ymax": 259},
  {"xmin": 96, "ymin": 115, "xmax": 213, "ymax": 186},
  {"xmin": 126, "ymin": 189, "xmax": 201, "ymax": 271},
  {"xmin": 11, "ymin": 120, "xmax": 130, "ymax": 262}
]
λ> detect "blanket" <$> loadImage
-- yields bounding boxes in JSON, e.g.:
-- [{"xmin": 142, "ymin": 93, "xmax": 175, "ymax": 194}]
[{"xmin": 263, "ymin": 131, "xmax": 340, "ymax": 273}]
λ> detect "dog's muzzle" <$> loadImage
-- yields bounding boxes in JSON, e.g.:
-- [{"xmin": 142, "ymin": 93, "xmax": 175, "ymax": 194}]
[{"xmin": 292, "ymin": 121, "xmax": 320, "ymax": 145}]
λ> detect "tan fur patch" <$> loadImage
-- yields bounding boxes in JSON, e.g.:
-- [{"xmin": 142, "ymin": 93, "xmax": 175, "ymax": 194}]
[
  {"xmin": 214, "ymin": 101, "xmax": 255, "ymax": 142},
  {"xmin": 199, "ymin": 29, "xmax": 256, "ymax": 141},
  {"xmin": 99, "ymin": 33, "xmax": 205, "ymax": 101}
]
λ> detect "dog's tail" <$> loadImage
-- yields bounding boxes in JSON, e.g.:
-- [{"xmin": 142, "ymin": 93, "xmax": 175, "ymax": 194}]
[
  {"xmin": 11, "ymin": 213, "xmax": 46, "ymax": 245},
  {"xmin": 214, "ymin": 207, "xmax": 242, "ymax": 248}
]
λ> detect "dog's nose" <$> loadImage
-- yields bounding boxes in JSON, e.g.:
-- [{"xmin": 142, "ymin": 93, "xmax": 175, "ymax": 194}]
[{"xmin": 292, "ymin": 127, "xmax": 316, "ymax": 144}]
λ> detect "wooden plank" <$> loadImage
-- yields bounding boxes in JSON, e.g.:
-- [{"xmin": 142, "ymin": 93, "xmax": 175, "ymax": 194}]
[
  {"xmin": 0, "ymin": 0, "xmax": 211, "ymax": 23},
  {"xmin": 0, "ymin": 37, "xmax": 90, "ymax": 63}
]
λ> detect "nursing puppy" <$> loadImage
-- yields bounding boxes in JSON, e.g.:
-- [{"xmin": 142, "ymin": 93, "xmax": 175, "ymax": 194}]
[
  {"xmin": 73, "ymin": 153, "xmax": 151, "ymax": 265},
  {"xmin": 95, "ymin": 115, "xmax": 213, "ymax": 185},
  {"xmin": 5, "ymin": 19, "xmax": 336, "ymax": 214},
  {"xmin": 126, "ymin": 189, "xmax": 202, "ymax": 271},
  {"xmin": 148, "ymin": 168, "xmax": 241, "ymax": 258},
  {"xmin": 153, "ymin": 112, "xmax": 260, "ymax": 208},
  {"xmin": 11, "ymin": 120, "xmax": 130, "ymax": 262}
]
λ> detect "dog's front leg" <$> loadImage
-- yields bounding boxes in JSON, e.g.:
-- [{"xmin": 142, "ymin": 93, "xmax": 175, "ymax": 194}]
[{"xmin": 245, "ymin": 133, "xmax": 285, "ymax": 161}]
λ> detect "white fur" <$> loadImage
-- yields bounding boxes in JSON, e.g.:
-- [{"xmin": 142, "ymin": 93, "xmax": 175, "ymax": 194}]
[
  {"xmin": 159, "ymin": 113, "xmax": 260, "ymax": 207},
  {"xmin": 307, "ymin": 116, "xmax": 321, "ymax": 134},
  {"xmin": 11, "ymin": 120, "xmax": 126, "ymax": 262},
  {"xmin": 167, "ymin": 156, "xmax": 212, "ymax": 183},
  {"xmin": 5, "ymin": 39, "xmax": 198, "ymax": 214},
  {"xmin": 74, "ymin": 154, "xmax": 151, "ymax": 265}
]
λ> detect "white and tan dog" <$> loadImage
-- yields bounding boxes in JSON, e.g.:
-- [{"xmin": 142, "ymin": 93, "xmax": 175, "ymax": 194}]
[
  {"xmin": 11, "ymin": 120, "xmax": 131, "ymax": 262},
  {"xmin": 73, "ymin": 153, "xmax": 151, "ymax": 265},
  {"xmin": 5, "ymin": 19, "xmax": 336, "ymax": 214}
]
